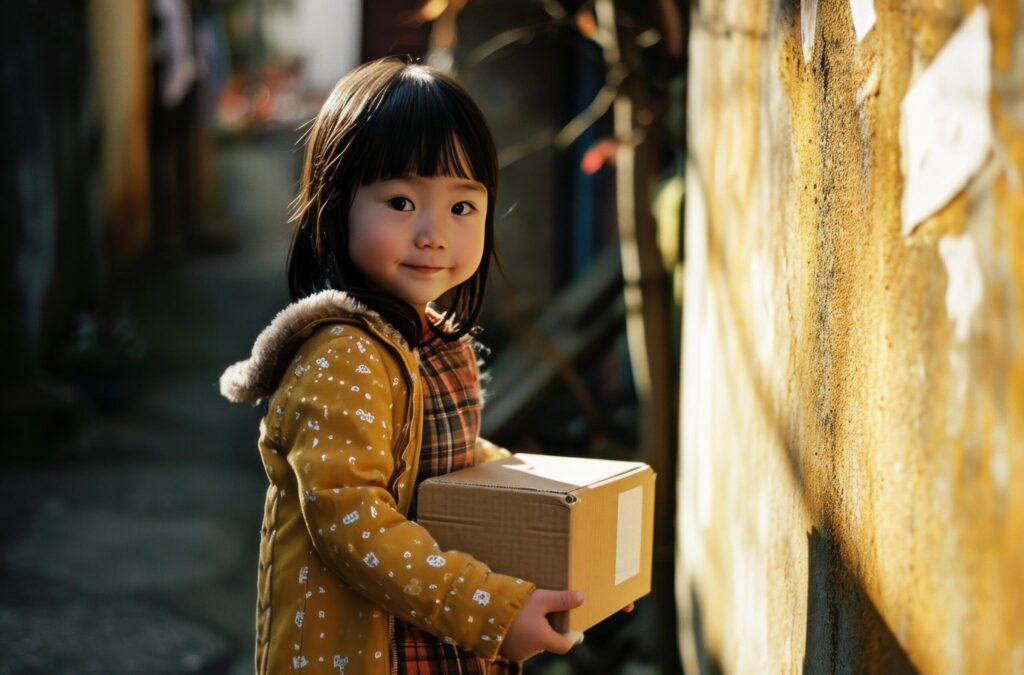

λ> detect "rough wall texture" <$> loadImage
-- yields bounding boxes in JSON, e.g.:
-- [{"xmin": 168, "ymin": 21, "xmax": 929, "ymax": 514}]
[{"xmin": 678, "ymin": 0, "xmax": 1023, "ymax": 672}]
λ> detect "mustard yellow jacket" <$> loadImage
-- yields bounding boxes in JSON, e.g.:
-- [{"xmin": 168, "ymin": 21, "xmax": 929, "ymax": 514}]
[{"xmin": 220, "ymin": 291, "xmax": 535, "ymax": 674}]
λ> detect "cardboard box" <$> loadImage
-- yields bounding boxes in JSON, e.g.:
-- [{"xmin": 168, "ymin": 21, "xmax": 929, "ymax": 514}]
[{"xmin": 417, "ymin": 453, "xmax": 655, "ymax": 633}]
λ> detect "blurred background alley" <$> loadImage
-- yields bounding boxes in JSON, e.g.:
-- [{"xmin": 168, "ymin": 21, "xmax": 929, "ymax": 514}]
[
  {"xmin": 4, "ymin": 0, "xmax": 1024, "ymax": 674},
  {"xmin": 0, "ymin": 133, "xmax": 296, "ymax": 673}
]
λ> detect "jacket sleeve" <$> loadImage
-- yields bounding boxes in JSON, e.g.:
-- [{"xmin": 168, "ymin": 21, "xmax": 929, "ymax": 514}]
[{"xmin": 281, "ymin": 326, "xmax": 534, "ymax": 659}]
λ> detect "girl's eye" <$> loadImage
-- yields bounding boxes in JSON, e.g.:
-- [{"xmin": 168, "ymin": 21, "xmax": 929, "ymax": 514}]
[
  {"xmin": 388, "ymin": 197, "xmax": 414, "ymax": 211},
  {"xmin": 451, "ymin": 201, "xmax": 476, "ymax": 216}
]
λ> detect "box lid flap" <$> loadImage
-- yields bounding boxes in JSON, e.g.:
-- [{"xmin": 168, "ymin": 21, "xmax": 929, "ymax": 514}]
[{"xmin": 421, "ymin": 453, "xmax": 649, "ymax": 495}]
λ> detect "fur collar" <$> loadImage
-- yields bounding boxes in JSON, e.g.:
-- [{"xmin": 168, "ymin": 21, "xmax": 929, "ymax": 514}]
[{"xmin": 219, "ymin": 290, "xmax": 411, "ymax": 404}]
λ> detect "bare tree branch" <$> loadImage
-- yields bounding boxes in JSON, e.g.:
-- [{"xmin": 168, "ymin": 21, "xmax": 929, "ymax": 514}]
[
  {"xmin": 466, "ymin": 19, "xmax": 573, "ymax": 65},
  {"xmin": 497, "ymin": 129, "xmax": 557, "ymax": 168}
]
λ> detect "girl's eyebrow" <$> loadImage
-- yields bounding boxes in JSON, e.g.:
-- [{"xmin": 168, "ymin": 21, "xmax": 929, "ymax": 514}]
[
  {"xmin": 448, "ymin": 180, "xmax": 486, "ymax": 194},
  {"xmin": 395, "ymin": 175, "xmax": 486, "ymax": 194}
]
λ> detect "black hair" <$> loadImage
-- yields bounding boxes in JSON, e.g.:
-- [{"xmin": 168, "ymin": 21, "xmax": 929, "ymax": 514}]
[{"xmin": 287, "ymin": 57, "xmax": 499, "ymax": 346}]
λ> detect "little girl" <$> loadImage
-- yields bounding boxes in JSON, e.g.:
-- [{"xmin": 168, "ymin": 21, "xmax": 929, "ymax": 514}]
[{"xmin": 220, "ymin": 57, "xmax": 585, "ymax": 674}]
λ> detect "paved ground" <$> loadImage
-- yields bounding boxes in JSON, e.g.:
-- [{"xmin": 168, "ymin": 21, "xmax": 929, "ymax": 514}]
[{"xmin": 0, "ymin": 133, "xmax": 298, "ymax": 675}]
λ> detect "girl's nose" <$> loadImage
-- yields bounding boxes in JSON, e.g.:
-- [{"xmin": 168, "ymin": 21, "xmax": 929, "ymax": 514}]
[{"xmin": 414, "ymin": 212, "xmax": 447, "ymax": 249}]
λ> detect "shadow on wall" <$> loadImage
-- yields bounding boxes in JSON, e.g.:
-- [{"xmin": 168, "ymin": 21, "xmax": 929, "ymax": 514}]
[
  {"xmin": 804, "ymin": 527, "xmax": 918, "ymax": 675},
  {"xmin": 684, "ymin": 529, "xmax": 919, "ymax": 674},
  {"xmin": 687, "ymin": 587, "xmax": 724, "ymax": 675}
]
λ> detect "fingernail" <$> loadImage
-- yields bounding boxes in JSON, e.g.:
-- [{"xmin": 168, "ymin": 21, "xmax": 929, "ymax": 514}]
[{"xmin": 575, "ymin": 591, "xmax": 584, "ymax": 603}]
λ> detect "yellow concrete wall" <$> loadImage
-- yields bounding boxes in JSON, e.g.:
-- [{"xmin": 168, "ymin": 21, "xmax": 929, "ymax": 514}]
[{"xmin": 678, "ymin": 1, "xmax": 1023, "ymax": 672}]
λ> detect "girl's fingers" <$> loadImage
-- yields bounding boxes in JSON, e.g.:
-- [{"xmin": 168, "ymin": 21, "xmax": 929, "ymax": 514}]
[
  {"xmin": 543, "ymin": 628, "xmax": 578, "ymax": 655},
  {"xmin": 540, "ymin": 590, "xmax": 585, "ymax": 653},
  {"xmin": 543, "ymin": 589, "xmax": 585, "ymax": 612},
  {"xmin": 564, "ymin": 630, "xmax": 584, "ymax": 645}
]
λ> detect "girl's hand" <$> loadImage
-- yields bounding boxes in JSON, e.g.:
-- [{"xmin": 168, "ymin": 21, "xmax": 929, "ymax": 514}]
[{"xmin": 499, "ymin": 589, "xmax": 585, "ymax": 662}]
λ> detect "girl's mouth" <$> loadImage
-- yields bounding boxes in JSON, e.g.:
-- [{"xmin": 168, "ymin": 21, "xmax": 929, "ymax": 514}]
[{"xmin": 403, "ymin": 264, "xmax": 445, "ymax": 274}]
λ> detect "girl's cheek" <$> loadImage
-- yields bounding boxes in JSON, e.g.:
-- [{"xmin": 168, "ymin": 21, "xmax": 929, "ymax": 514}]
[
  {"xmin": 349, "ymin": 239, "xmax": 389, "ymax": 278},
  {"xmin": 353, "ymin": 228, "xmax": 398, "ymax": 257},
  {"xmin": 470, "ymin": 241, "xmax": 485, "ymax": 269},
  {"xmin": 468, "ymin": 225, "xmax": 487, "ymax": 261}
]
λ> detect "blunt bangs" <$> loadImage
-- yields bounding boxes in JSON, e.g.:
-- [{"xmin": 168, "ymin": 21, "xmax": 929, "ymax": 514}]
[{"xmin": 352, "ymin": 69, "xmax": 497, "ymax": 192}]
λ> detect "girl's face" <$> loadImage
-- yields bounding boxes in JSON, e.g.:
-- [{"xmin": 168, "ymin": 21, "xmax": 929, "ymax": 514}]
[{"xmin": 348, "ymin": 175, "xmax": 488, "ymax": 322}]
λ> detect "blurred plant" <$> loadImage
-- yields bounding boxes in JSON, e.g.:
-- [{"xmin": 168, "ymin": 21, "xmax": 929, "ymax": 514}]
[{"xmin": 414, "ymin": 0, "xmax": 685, "ymax": 173}]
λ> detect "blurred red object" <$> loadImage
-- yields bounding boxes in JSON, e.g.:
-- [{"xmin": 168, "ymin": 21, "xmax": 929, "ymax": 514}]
[
  {"xmin": 581, "ymin": 137, "xmax": 618, "ymax": 174},
  {"xmin": 575, "ymin": 9, "xmax": 598, "ymax": 38},
  {"xmin": 216, "ymin": 65, "xmax": 316, "ymax": 133}
]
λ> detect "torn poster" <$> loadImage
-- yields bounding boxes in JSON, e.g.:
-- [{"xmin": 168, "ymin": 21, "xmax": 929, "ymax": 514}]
[
  {"xmin": 899, "ymin": 6, "xmax": 992, "ymax": 235},
  {"xmin": 850, "ymin": 0, "xmax": 876, "ymax": 42}
]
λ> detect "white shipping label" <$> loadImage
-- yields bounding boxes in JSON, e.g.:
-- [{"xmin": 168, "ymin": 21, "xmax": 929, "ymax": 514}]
[{"xmin": 615, "ymin": 486, "xmax": 643, "ymax": 585}]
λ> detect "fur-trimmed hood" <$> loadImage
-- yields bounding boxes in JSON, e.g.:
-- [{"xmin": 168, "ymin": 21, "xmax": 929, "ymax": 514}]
[{"xmin": 219, "ymin": 290, "xmax": 411, "ymax": 405}]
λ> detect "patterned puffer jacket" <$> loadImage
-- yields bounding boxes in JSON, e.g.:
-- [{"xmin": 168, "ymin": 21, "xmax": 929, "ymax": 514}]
[{"xmin": 220, "ymin": 290, "xmax": 534, "ymax": 674}]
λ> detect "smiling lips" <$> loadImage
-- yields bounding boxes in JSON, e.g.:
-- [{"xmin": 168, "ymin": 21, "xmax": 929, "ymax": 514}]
[{"xmin": 403, "ymin": 264, "xmax": 446, "ymax": 274}]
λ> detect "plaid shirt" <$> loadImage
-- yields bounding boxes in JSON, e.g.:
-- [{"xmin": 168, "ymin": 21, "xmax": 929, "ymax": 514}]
[{"xmin": 394, "ymin": 333, "xmax": 521, "ymax": 675}]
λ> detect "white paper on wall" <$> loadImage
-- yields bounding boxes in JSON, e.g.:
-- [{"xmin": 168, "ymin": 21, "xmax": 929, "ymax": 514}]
[
  {"xmin": 938, "ymin": 233, "xmax": 984, "ymax": 342},
  {"xmin": 849, "ymin": 0, "xmax": 876, "ymax": 41},
  {"xmin": 801, "ymin": 0, "xmax": 819, "ymax": 63},
  {"xmin": 899, "ymin": 6, "xmax": 992, "ymax": 235}
]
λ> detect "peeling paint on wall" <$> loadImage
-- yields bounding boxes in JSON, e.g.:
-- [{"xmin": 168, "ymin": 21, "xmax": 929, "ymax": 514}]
[
  {"xmin": 849, "ymin": 0, "xmax": 876, "ymax": 42},
  {"xmin": 801, "ymin": 0, "xmax": 818, "ymax": 63},
  {"xmin": 900, "ymin": 6, "xmax": 993, "ymax": 234},
  {"xmin": 855, "ymin": 64, "xmax": 880, "ymax": 107},
  {"xmin": 938, "ymin": 233, "xmax": 984, "ymax": 342}
]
